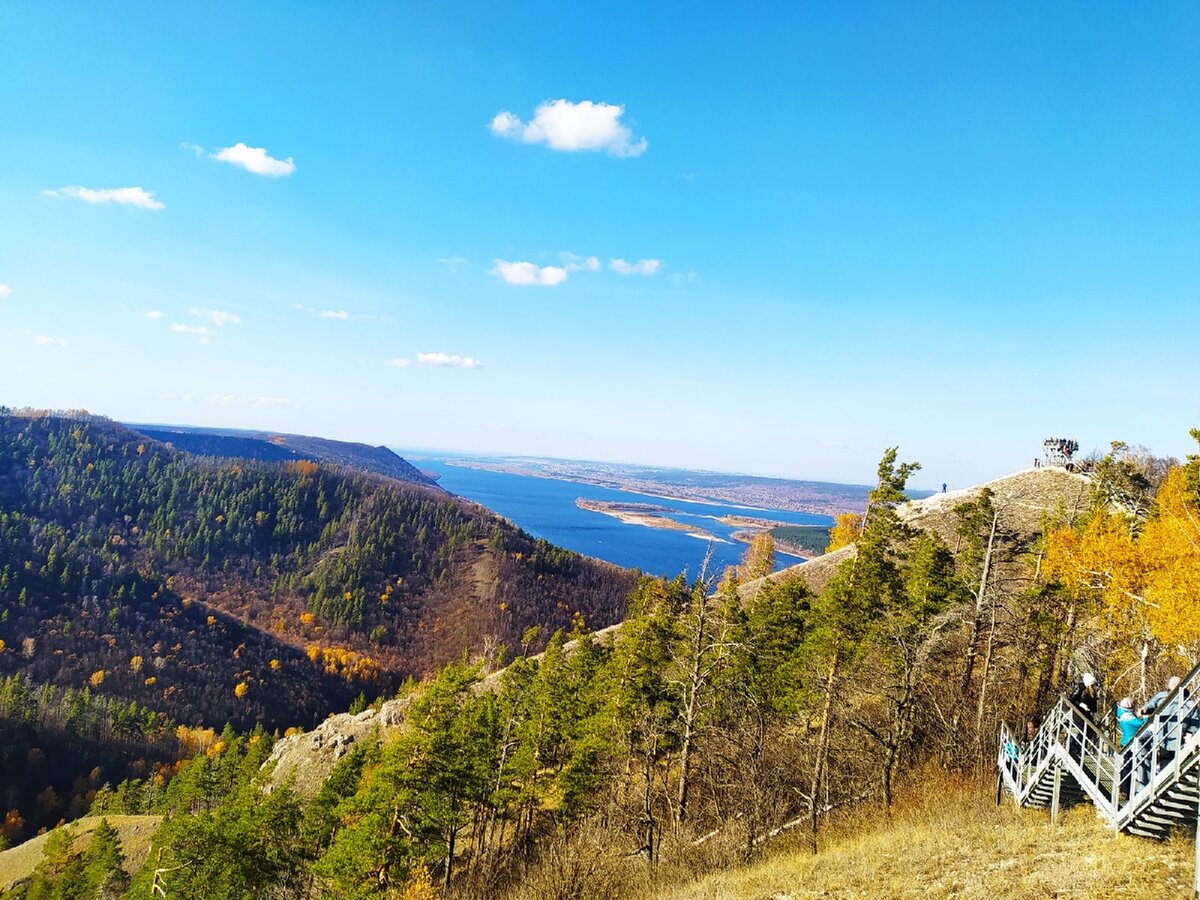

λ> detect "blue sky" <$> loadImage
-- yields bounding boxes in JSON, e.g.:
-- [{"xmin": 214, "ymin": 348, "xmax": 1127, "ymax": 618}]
[{"xmin": 1, "ymin": 2, "xmax": 1197, "ymax": 489}]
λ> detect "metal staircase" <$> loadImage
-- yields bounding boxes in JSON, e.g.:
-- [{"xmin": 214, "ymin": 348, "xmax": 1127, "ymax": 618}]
[{"xmin": 997, "ymin": 661, "xmax": 1200, "ymax": 897}]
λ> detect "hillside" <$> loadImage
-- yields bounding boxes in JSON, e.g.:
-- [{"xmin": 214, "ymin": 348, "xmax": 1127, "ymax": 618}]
[
  {"xmin": 653, "ymin": 774, "xmax": 1195, "ymax": 899},
  {"xmin": 5, "ymin": 440, "xmax": 1194, "ymax": 898},
  {"xmin": 266, "ymin": 465, "xmax": 1096, "ymax": 795},
  {"xmin": 0, "ymin": 410, "xmax": 637, "ymax": 843},
  {"xmin": 128, "ymin": 423, "xmax": 438, "ymax": 488},
  {"xmin": 0, "ymin": 412, "xmax": 636, "ymax": 724}
]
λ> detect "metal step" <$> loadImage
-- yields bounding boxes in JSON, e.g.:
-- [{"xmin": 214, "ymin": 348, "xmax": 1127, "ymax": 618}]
[{"xmin": 1124, "ymin": 823, "xmax": 1169, "ymax": 840}]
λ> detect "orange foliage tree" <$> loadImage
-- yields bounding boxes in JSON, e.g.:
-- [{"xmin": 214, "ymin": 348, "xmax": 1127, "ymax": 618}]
[{"xmin": 1044, "ymin": 431, "xmax": 1200, "ymax": 665}]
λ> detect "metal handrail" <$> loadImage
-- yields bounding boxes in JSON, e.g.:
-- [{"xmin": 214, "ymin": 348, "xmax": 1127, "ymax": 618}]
[{"xmin": 998, "ymin": 657, "xmax": 1200, "ymax": 831}]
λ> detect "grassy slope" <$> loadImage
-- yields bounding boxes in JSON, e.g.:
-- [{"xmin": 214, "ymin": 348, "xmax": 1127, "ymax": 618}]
[
  {"xmin": 655, "ymin": 776, "xmax": 1195, "ymax": 899},
  {"xmin": 0, "ymin": 815, "xmax": 162, "ymax": 893}
]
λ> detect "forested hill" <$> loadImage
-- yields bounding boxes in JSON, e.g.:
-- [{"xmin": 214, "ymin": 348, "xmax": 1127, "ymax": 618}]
[
  {"xmin": 0, "ymin": 411, "xmax": 637, "ymax": 733},
  {"xmin": 126, "ymin": 423, "xmax": 437, "ymax": 488}
]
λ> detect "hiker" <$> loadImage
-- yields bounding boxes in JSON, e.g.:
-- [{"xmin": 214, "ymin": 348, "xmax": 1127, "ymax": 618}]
[
  {"xmin": 1140, "ymin": 675, "xmax": 1179, "ymax": 717},
  {"xmin": 1153, "ymin": 677, "xmax": 1184, "ymax": 761},
  {"xmin": 1069, "ymin": 672, "xmax": 1099, "ymax": 721},
  {"xmin": 1066, "ymin": 672, "xmax": 1099, "ymax": 758},
  {"xmin": 1115, "ymin": 696, "xmax": 1147, "ymax": 799}
]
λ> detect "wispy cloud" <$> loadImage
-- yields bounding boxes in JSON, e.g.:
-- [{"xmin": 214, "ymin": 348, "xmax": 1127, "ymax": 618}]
[
  {"xmin": 490, "ymin": 260, "xmax": 568, "ymax": 287},
  {"xmin": 610, "ymin": 258, "xmax": 661, "ymax": 276},
  {"xmin": 562, "ymin": 252, "xmax": 600, "ymax": 272},
  {"xmin": 438, "ymin": 256, "xmax": 468, "ymax": 269},
  {"xmin": 34, "ymin": 335, "xmax": 68, "ymax": 347},
  {"xmin": 418, "ymin": 352, "xmax": 482, "ymax": 369},
  {"xmin": 144, "ymin": 310, "xmax": 163, "ymax": 319},
  {"xmin": 0, "ymin": 284, "xmax": 12, "ymax": 299},
  {"xmin": 189, "ymin": 307, "xmax": 241, "ymax": 327},
  {"xmin": 292, "ymin": 303, "xmax": 367, "ymax": 321},
  {"xmin": 42, "ymin": 186, "xmax": 164, "ymax": 211},
  {"xmin": 388, "ymin": 357, "xmax": 411, "ymax": 368},
  {"xmin": 489, "ymin": 100, "xmax": 647, "ymax": 158},
  {"xmin": 211, "ymin": 142, "xmax": 296, "ymax": 177},
  {"xmin": 669, "ymin": 269, "xmax": 699, "ymax": 286},
  {"xmin": 180, "ymin": 141, "xmax": 205, "ymax": 157}
]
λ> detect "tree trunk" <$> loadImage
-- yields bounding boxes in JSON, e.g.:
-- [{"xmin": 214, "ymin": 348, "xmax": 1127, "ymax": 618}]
[
  {"xmin": 974, "ymin": 599, "xmax": 999, "ymax": 767},
  {"xmin": 961, "ymin": 510, "xmax": 999, "ymax": 695},
  {"xmin": 676, "ymin": 598, "xmax": 707, "ymax": 826},
  {"xmin": 808, "ymin": 646, "xmax": 841, "ymax": 853}
]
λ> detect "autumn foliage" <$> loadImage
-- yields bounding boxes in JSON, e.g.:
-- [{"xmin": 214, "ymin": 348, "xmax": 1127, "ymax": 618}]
[{"xmin": 1045, "ymin": 452, "xmax": 1200, "ymax": 662}]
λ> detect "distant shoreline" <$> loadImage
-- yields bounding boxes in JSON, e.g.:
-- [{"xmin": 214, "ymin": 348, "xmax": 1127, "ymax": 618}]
[{"xmin": 439, "ymin": 458, "xmax": 857, "ymax": 519}]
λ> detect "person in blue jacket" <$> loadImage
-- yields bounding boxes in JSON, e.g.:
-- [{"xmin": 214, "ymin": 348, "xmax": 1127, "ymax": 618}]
[
  {"xmin": 1116, "ymin": 696, "xmax": 1147, "ymax": 799},
  {"xmin": 1116, "ymin": 696, "xmax": 1146, "ymax": 746}
]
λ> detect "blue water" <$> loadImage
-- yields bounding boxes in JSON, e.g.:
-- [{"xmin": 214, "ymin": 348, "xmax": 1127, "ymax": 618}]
[{"xmin": 402, "ymin": 455, "xmax": 832, "ymax": 578}]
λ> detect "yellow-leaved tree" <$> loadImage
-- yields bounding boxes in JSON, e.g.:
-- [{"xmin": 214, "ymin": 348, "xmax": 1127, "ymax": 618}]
[
  {"xmin": 825, "ymin": 511, "xmax": 863, "ymax": 553},
  {"xmin": 1044, "ymin": 431, "xmax": 1200, "ymax": 665}
]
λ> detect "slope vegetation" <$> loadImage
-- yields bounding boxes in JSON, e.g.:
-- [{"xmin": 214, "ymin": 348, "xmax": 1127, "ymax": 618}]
[
  {"xmin": 654, "ymin": 773, "xmax": 1195, "ymax": 899},
  {"xmin": 0, "ymin": 411, "xmax": 636, "ymax": 734}
]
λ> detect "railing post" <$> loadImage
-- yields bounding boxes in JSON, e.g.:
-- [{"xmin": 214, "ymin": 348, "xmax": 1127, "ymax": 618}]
[
  {"xmin": 1194, "ymin": 791, "xmax": 1198, "ymax": 900},
  {"xmin": 1111, "ymin": 745, "xmax": 1120, "ymax": 825},
  {"xmin": 1050, "ymin": 763, "xmax": 1062, "ymax": 824}
]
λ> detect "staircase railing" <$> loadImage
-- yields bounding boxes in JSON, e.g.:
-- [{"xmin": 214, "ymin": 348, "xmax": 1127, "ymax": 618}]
[
  {"xmin": 999, "ymin": 660, "xmax": 1200, "ymax": 899},
  {"xmin": 1111, "ymin": 664, "xmax": 1200, "ymax": 828}
]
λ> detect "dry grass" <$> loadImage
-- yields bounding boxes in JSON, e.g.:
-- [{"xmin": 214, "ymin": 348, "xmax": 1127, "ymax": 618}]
[
  {"xmin": 652, "ymin": 773, "xmax": 1195, "ymax": 899},
  {"xmin": 0, "ymin": 814, "xmax": 162, "ymax": 893}
]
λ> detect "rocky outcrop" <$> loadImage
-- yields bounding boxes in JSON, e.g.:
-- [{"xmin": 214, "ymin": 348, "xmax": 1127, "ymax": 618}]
[{"xmin": 266, "ymin": 698, "xmax": 410, "ymax": 795}]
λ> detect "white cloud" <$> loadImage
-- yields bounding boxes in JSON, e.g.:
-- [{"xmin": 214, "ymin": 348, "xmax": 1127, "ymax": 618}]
[
  {"xmin": 293, "ymin": 303, "xmax": 364, "ymax": 321},
  {"xmin": 0, "ymin": 284, "xmax": 11, "ymax": 299},
  {"xmin": 189, "ymin": 307, "xmax": 241, "ymax": 327},
  {"xmin": 42, "ymin": 186, "xmax": 164, "ymax": 211},
  {"xmin": 212, "ymin": 142, "xmax": 296, "ymax": 177},
  {"xmin": 438, "ymin": 256, "xmax": 468, "ymax": 268},
  {"xmin": 180, "ymin": 141, "xmax": 205, "ymax": 157},
  {"xmin": 562, "ymin": 252, "xmax": 600, "ymax": 272},
  {"xmin": 489, "ymin": 100, "xmax": 647, "ymax": 158},
  {"xmin": 144, "ymin": 310, "xmax": 163, "ymax": 319},
  {"xmin": 490, "ymin": 260, "xmax": 569, "ymax": 287},
  {"xmin": 669, "ymin": 268, "xmax": 699, "ymax": 286},
  {"xmin": 388, "ymin": 357, "xmax": 411, "ymax": 368},
  {"xmin": 418, "ymin": 352, "xmax": 482, "ymax": 369},
  {"xmin": 34, "ymin": 335, "xmax": 68, "ymax": 347},
  {"xmin": 610, "ymin": 258, "xmax": 661, "ymax": 276},
  {"xmin": 169, "ymin": 323, "xmax": 209, "ymax": 335}
]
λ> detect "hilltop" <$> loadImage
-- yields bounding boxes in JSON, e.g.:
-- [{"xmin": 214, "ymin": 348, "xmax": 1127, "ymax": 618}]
[{"xmin": 741, "ymin": 465, "xmax": 1091, "ymax": 598}]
